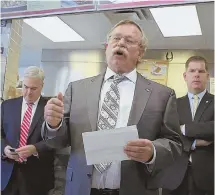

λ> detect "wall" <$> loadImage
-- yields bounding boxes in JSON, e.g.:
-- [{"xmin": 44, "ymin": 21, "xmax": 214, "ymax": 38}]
[
  {"xmin": 18, "ymin": 46, "xmax": 42, "ymax": 74},
  {"xmin": 40, "ymin": 49, "xmax": 214, "ymax": 97},
  {"xmin": 41, "ymin": 49, "xmax": 106, "ymax": 96},
  {"xmin": 3, "ymin": 19, "xmax": 23, "ymax": 100},
  {"xmin": 144, "ymin": 49, "xmax": 214, "ymax": 97}
]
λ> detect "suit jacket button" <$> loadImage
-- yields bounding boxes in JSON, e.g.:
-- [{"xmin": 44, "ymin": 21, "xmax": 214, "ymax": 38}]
[{"xmin": 87, "ymin": 173, "xmax": 91, "ymax": 178}]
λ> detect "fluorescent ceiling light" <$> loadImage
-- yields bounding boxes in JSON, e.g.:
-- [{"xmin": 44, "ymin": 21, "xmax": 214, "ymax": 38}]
[
  {"xmin": 150, "ymin": 5, "xmax": 202, "ymax": 37},
  {"xmin": 24, "ymin": 16, "xmax": 84, "ymax": 42}
]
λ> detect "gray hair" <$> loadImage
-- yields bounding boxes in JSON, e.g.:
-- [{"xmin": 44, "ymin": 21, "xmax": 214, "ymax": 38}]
[
  {"xmin": 107, "ymin": 19, "xmax": 148, "ymax": 53},
  {"xmin": 24, "ymin": 66, "xmax": 44, "ymax": 82}
]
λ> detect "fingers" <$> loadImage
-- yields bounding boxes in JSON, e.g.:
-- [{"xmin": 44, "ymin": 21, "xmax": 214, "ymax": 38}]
[
  {"xmin": 57, "ymin": 92, "xmax": 63, "ymax": 102},
  {"xmin": 45, "ymin": 104, "xmax": 64, "ymax": 118},
  {"xmin": 15, "ymin": 146, "xmax": 28, "ymax": 158},
  {"xmin": 124, "ymin": 145, "xmax": 147, "ymax": 153},
  {"xmin": 48, "ymin": 97, "xmax": 63, "ymax": 107},
  {"xmin": 16, "ymin": 151, "xmax": 28, "ymax": 159},
  {"xmin": 4, "ymin": 146, "xmax": 19, "ymax": 160},
  {"xmin": 44, "ymin": 93, "xmax": 64, "ymax": 127},
  {"xmin": 124, "ymin": 139, "xmax": 154, "ymax": 162},
  {"xmin": 15, "ymin": 145, "xmax": 28, "ymax": 152},
  {"xmin": 125, "ymin": 151, "xmax": 144, "ymax": 162},
  {"xmin": 125, "ymin": 149, "xmax": 151, "ymax": 162},
  {"xmin": 15, "ymin": 145, "xmax": 35, "ymax": 159},
  {"xmin": 126, "ymin": 139, "xmax": 151, "ymax": 147}
]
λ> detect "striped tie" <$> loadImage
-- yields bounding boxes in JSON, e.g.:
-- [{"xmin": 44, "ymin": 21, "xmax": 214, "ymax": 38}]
[
  {"xmin": 192, "ymin": 95, "xmax": 199, "ymax": 119},
  {"xmin": 94, "ymin": 74, "xmax": 127, "ymax": 173},
  {"xmin": 18, "ymin": 103, "xmax": 33, "ymax": 162}
]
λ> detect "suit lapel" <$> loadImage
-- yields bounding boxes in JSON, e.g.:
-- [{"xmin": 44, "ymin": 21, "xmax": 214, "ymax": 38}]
[
  {"xmin": 28, "ymin": 97, "xmax": 45, "ymax": 139},
  {"xmin": 127, "ymin": 73, "xmax": 152, "ymax": 126},
  {"xmin": 15, "ymin": 97, "xmax": 23, "ymax": 147},
  {"xmin": 179, "ymin": 96, "xmax": 193, "ymax": 123},
  {"xmin": 194, "ymin": 92, "xmax": 212, "ymax": 121},
  {"xmin": 87, "ymin": 74, "xmax": 105, "ymax": 131},
  {"xmin": 87, "ymin": 72, "xmax": 152, "ymax": 130}
]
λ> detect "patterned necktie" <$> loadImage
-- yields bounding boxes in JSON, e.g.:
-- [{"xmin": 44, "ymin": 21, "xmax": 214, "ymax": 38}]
[
  {"xmin": 192, "ymin": 95, "xmax": 199, "ymax": 119},
  {"xmin": 94, "ymin": 74, "xmax": 127, "ymax": 173},
  {"xmin": 18, "ymin": 103, "xmax": 33, "ymax": 162}
]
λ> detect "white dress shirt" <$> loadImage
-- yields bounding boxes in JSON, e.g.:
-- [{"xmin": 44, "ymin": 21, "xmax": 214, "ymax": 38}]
[
  {"xmin": 92, "ymin": 67, "xmax": 156, "ymax": 189},
  {"xmin": 181, "ymin": 89, "xmax": 206, "ymax": 151}
]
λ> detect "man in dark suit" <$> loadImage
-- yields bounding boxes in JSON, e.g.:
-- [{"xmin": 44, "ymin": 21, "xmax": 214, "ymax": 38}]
[
  {"xmin": 161, "ymin": 56, "xmax": 214, "ymax": 195},
  {"xmin": 1, "ymin": 66, "xmax": 55, "ymax": 195},
  {"xmin": 42, "ymin": 20, "xmax": 182, "ymax": 195}
]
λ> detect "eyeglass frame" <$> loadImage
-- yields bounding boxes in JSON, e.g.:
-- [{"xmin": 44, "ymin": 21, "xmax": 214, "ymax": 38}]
[{"xmin": 108, "ymin": 34, "xmax": 142, "ymax": 47}]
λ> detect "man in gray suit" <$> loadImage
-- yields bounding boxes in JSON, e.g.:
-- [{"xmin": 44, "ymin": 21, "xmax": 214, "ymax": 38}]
[{"xmin": 43, "ymin": 20, "xmax": 182, "ymax": 195}]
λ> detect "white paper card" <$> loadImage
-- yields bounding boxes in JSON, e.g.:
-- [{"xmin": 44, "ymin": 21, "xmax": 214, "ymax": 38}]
[{"xmin": 82, "ymin": 125, "xmax": 139, "ymax": 165}]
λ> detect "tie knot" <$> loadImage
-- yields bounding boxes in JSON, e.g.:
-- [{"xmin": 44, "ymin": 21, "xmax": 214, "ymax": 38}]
[
  {"xmin": 113, "ymin": 74, "xmax": 127, "ymax": 84},
  {"xmin": 27, "ymin": 103, "xmax": 34, "ymax": 107},
  {"xmin": 193, "ymin": 95, "xmax": 199, "ymax": 101}
]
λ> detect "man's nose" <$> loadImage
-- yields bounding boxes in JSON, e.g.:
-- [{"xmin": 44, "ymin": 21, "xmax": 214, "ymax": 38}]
[
  {"xmin": 117, "ymin": 37, "xmax": 126, "ymax": 46},
  {"xmin": 27, "ymin": 89, "xmax": 33, "ymax": 94},
  {"xmin": 194, "ymin": 71, "xmax": 200, "ymax": 77}
]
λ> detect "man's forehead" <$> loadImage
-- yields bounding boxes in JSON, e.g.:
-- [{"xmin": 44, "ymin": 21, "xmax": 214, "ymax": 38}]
[
  {"xmin": 23, "ymin": 83, "xmax": 39, "ymax": 88},
  {"xmin": 23, "ymin": 78, "xmax": 42, "ymax": 87},
  {"xmin": 188, "ymin": 61, "xmax": 206, "ymax": 69},
  {"xmin": 112, "ymin": 24, "xmax": 142, "ymax": 35}
]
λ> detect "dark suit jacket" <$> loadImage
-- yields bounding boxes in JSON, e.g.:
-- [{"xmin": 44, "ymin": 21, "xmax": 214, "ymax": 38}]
[
  {"xmin": 44, "ymin": 71, "xmax": 182, "ymax": 195},
  {"xmin": 1, "ymin": 96, "xmax": 55, "ymax": 193},
  {"xmin": 159, "ymin": 92, "xmax": 214, "ymax": 191}
]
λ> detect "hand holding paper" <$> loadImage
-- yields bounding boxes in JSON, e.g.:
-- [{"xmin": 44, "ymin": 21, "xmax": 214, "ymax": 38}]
[
  {"xmin": 124, "ymin": 139, "xmax": 154, "ymax": 163},
  {"xmin": 82, "ymin": 125, "xmax": 139, "ymax": 165}
]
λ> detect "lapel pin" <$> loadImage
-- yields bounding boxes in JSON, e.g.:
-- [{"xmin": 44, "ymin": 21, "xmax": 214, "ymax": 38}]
[
  {"xmin": 206, "ymin": 101, "xmax": 209, "ymax": 103},
  {"xmin": 146, "ymin": 88, "xmax": 150, "ymax": 92}
]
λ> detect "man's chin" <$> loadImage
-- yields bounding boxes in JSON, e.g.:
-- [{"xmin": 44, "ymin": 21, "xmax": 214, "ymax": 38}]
[
  {"xmin": 192, "ymin": 87, "xmax": 205, "ymax": 93},
  {"xmin": 109, "ymin": 63, "xmax": 132, "ymax": 74},
  {"xmin": 26, "ymin": 98, "xmax": 34, "ymax": 103}
]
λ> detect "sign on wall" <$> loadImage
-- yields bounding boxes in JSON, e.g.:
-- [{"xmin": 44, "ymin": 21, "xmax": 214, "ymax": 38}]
[
  {"xmin": 1, "ymin": 0, "xmax": 211, "ymax": 19},
  {"xmin": 137, "ymin": 59, "xmax": 169, "ymax": 86},
  {"xmin": 1, "ymin": 19, "xmax": 12, "ymax": 98},
  {"xmin": 210, "ymin": 77, "xmax": 214, "ymax": 95},
  {"xmin": 1, "ymin": 0, "xmax": 96, "ymax": 19}
]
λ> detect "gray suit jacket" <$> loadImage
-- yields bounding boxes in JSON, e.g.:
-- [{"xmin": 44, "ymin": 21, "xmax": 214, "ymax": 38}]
[{"xmin": 44, "ymin": 71, "xmax": 182, "ymax": 195}]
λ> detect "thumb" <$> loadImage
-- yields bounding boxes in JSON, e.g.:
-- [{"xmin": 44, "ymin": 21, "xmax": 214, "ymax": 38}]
[{"xmin": 57, "ymin": 92, "xmax": 63, "ymax": 102}]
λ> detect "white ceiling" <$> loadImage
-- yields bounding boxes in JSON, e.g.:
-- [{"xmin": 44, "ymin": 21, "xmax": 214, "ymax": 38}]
[{"xmin": 21, "ymin": 1, "xmax": 214, "ymax": 50}]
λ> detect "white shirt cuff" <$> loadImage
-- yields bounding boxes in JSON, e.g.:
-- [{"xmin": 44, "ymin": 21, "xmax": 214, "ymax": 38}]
[
  {"xmin": 191, "ymin": 140, "xmax": 196, "ymax": 150},
  {"xmin": 143, "ymin": 144, "xmax": 156, "ymax": 172},
  {"xmin": 144, "ymin": 144, "xmax": 156, "ymax": 164},
  {"xmin": 33, "ymin": 152, "xmax": 39, "ymax": 158},
  {"xmin": 180, "ymin": 124, "xmax": 185, "ymax": 135},
  {"xmin": 46, "ymin": 121, "xmax": 62, "ymax": 131}
]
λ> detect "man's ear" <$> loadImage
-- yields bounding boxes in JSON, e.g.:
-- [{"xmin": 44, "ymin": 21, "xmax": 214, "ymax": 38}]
[
  {"xmin": 138, "ymin": 47, "xmax": 144, "ymax": 63},
  {"xmin": 206, "ymin": 72, "xmax": 210, "ymax": 80},
  {"xmin": 104, "ymin": 43, "xmax": 108, "ymax": 50},
  {"xmin": 183, "ymin": 72, "xmax": 186, "ymax": 80}
]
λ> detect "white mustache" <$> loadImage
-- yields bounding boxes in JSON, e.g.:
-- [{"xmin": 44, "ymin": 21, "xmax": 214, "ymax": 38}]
[{"xmin": 113, "ymin": 48, "xmax": 126, "ymax": 55}]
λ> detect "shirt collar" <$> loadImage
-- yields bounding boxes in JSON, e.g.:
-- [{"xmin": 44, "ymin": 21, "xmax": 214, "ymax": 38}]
[
  {"xmin": 104, "ymin": 67, "xmax": 137, "ymax": 84},
  {"xmin": 23, "ymin": 96, "xmax": 41, "ymax": 107},
  {"xmin": 187, "ymin": 89, "xmax": 206, "ymax": 101}
]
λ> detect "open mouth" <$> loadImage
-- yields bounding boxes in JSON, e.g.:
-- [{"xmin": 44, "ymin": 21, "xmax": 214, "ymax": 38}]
[{"xmin": 115, "ymin": 51, "xmax": 124, "ymax": 56}]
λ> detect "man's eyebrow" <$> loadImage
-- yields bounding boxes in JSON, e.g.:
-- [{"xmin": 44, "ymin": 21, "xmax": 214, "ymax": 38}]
[{"xmin": 24, "ymin": 84, "xmax": 37, "ymax": 89}]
